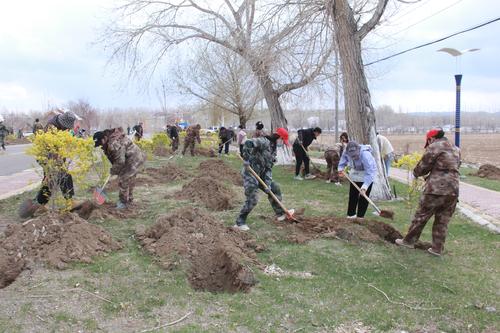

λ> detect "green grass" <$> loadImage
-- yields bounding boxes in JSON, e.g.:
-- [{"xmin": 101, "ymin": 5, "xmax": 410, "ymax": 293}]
[
  {"xmin": 0, "ymin": 154, "xmax": 498, "ymax": 332},
  {"xmin": 460, "ymin": 167, "xmax": 500, "ymax": 192}
]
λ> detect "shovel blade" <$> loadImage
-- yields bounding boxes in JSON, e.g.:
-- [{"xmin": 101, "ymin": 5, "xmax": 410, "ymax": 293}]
[{"xmin": 93, "ymin": 188, "xmax": 107, "ymax": 205}]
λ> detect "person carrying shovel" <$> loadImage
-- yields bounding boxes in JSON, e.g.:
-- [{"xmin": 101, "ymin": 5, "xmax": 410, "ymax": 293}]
[
  {"xmin": 395, "ymin": 128, "xmax": 460, "ymax": 256},
  {"xmin": 234, "ymin": 128, "xmax": 294, "ymax": 231},
  {"xmin": 338, "ymin": 141, "xmax": 377, "ymax": 219},
  {"xmin": 292, "ymin": 127, "xmax": 322, "ymax": 180},
  {"xmin": 93, "ymin": 127, "xmax": 146, "ymax": 209}
]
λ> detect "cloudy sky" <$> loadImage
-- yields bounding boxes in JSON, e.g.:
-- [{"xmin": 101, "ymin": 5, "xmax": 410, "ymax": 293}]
[{"xmin": 1, "ymin": 0, "xmax": 499, "ymax": 113}]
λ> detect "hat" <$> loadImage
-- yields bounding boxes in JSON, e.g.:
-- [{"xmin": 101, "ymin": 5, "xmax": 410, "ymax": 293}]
[
  {"xmin": 256, "ymin": 121, "xmax": 264, "ymax": 130},
  {"xmin": 345, "ymin": 141, "xmax": 361, "ymax": 159},
  {"xmin": 425, "ymin": 128, "xmax": 444, "ymax": 148},
  {"xmin": 57, "ymin": 111, "xmax": 77, "ymax": 130},
  {"xmin": 93, "ymin": 131, "xmax": 106, "ymax": 147},
  {"xmin": 275, "ymin": 127, "xmax": 289, "ymax": 146}
]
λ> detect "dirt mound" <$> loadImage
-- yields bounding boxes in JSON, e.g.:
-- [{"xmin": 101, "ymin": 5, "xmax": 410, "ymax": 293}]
[
  {"xmin": 153, "ymin": 146, "xmax": 172, "ymax": 157},
  {"xmin": 198, "ymin": 159, "xmax": 243, "ymax": 186},
  {"xmin": 282, "ymin": 216, "xmax": 431, "ymax": 249},
  {"xmin": 137, "ymin": 207, "xmax": 262, "ymax": 292},
  {"xmin": 0, "ymin": 213, "xmax": 121, "ymax": 288},
  {"xmin": 174, "ymin": 176, "xmax": 236, "ymax": 211},
  {"xmin": 146, "ymin": 164, "xmax": 190, "ymax": 182},
  {"xmin": 194, "ymin": 147, "xmax": 216, "ymax": 157},
  {"xmin": 72, "ymin": 201, "xmax": 140, "ymax": 220},
  {"xmin": 475, "ymin": 164, "xmax": 500, "ymax": 180}
]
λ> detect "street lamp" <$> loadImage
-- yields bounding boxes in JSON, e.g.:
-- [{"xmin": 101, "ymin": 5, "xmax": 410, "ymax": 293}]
[{"xmin": 437, "ymin": 47, "xmax": 480, "ymax": 148}]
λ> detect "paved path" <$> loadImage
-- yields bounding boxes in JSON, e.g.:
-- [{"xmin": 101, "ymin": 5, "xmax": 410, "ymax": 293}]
[
  {"xmin": 0, "ymin": 144, "xmax": 41, "ymax": 200},
  {"xmin": 312, "ymin": 158, "xmax": 500, "ymax": 233}
]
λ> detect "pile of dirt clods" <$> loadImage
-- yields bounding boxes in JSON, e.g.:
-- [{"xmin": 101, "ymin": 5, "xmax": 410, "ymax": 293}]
[
  {"xmin": 283, "ymin": 216, "xmax": 431, "ymax": 250},
  {"xmin": 474, "ymin": 164, "xmax": 500, "ymax": 180},
  {"xmin": 198, "ymin": 159, "xmax": 243, "ymax": 186},
  {"xmin": 137, "ymin": 207, "xmax": 262, "ymax": 292},
  {"xmin": 174, "ymin": 176, "xmax": 236, "ymax": 211},
  {"xmin": 0, "ymin": 213, "xmax": 121, "ymax": 289}
]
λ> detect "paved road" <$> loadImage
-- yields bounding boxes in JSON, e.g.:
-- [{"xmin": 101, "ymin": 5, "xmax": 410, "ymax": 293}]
[{"xmin": 0, "ymin": 144, "xmax": 36, "ymax": 176}]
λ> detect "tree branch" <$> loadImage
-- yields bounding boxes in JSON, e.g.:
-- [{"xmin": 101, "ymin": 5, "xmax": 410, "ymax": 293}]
[{"xmin": 356, "ymin": 0, "xmax": 389, "ymax": 40}]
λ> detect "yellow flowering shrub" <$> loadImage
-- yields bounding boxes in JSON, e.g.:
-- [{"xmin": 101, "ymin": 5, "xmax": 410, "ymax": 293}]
[
  {"xmin": 394, "ymin": 152, "xmax": 424, "ymax": 207},
  {"xmin": 28, "ymin": 129, "xmax": 98, "ymax": 211}
]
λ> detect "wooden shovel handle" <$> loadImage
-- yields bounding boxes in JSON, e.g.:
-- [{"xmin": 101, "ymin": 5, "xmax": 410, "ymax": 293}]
[{"xmin": 343, "ymin": 173, "xmax": 381, "ymax": 214}]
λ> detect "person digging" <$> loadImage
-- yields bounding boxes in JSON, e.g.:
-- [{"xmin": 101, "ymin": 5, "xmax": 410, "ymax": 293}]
[
  {"xmin": 338, "ymin": 141, "xmax": 377, "ymax": 219},
  {"xmin": 324, "ymin": 132, "xmax": 348, "ymax": 185},
  {"xmin": 396, "ymin": 128, "xmax": 461, "ymax": 256},
  {"xmin": 182, "ymin": 124, "xmax": 202, "ymax": 156},
  {"xmin": 19, "ymin": 111, "xmax": 79, "ymax": 218},
  {"xmin": 234, "ymin": 128, "xmax": 294, "ymax": 231},
  {"xmin": 293, "ymin": 127, "xmax": 322, "ymax": 180},
  {"xmin": 93, "ymin": 127, "xmax": 146, "ymax": 209}
]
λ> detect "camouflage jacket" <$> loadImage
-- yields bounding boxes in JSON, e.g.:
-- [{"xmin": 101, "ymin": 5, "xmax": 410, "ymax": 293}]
[
  {"xmin": 185, "ymin": 125, "xmax": 201, "ymax": 143},
  {"xmin": 413, "ymin": 137, "xmax": 461, "ymax": 196},
  {"xmin": 242, "ymin": 137, "xmax": 276, "ymax": 176},
  {"xmin": 104, "ymin": 128, "xmax": 146, "ymax": 176}
]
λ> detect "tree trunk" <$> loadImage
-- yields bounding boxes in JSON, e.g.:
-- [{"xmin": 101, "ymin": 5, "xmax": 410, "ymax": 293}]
[
  {"xmin": 331, "ymin": 0, "xmax": 391, "ymax": 200},
  {"xmin": 238, "ymin": 113, "xmax": 247, "ymax": 127},
  {"xmin": 253, "ymin": 69, "xmax": 288, "ymax": 130}
]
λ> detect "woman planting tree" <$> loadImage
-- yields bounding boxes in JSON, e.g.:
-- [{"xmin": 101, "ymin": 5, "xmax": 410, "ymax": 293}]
[{"xmin": 93, "ymin": 127, "xmax": 146, "ymax": 209}]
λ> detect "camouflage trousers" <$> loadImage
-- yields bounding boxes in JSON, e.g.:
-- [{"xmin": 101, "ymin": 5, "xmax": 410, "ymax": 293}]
[
  {"xmin": 182, "ymin": 138, "xmax": 196, "ymax": 156},
  {"xmin": 118, "ymin": 169, "xmax": 138, "ymax": 204},
  {"xmin": 403, "ymin": 194, "xmax": 458, "ymax": 253},
  {"xmin": 171, "ymin": 137, "xmax": 179, "ymax": 152},
  {"xmin": 324, "ymin": 150, "xmax": 340, "ymax": 182},
  {"xmin": 236, "ymin": 169, "xmax": 285, "ymax": 226},
  {"xmin": 0, "ymin": 135, "xmax": 5, "ymax": 150}
]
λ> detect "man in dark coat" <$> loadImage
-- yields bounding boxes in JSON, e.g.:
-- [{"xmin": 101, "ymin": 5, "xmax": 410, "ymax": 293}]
[{"xmin": 293, "ymin": 127, "xmax": 322, "ymax": 180}]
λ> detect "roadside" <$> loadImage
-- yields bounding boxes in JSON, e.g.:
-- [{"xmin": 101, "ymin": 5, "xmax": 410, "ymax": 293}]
[{"xmin": 0, "ymin": 168, "xmax": 41, "ymax": 201}]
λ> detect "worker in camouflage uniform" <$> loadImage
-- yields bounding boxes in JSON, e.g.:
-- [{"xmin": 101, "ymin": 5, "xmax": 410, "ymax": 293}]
[
  {"xmin": 324, "ymin": 132, "xmax": 349, "ymax": 184},
  {"xmin": 0, "ymin": 115, "xmax": 7, "ymax": 151},
  {"xmin": 94, "ymin": 127, "xmax": 146, "ymax": 209},
  {"xmin": 396, "ymin": 128, "xmax": 460, "ymax": 256},
  {"xmin": 234, "ymin": 127, "xmax": 294, "ymax": 231},
  {"xmin": 182, "ymin": 124, "xmax": 201, "ymax": 156},
  {"xmin": 32, "ymin": 118, "xmax": 44, "ymax": 135}
]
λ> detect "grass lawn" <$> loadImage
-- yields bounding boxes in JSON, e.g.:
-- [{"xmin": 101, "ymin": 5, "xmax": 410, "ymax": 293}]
[
  {"xmin": 460, "ymin": 167, "xmax": 500, "ymax": 192},
  {"xmin": 0, "ymin": 154, "xmax": 498, "ymax": 332}
]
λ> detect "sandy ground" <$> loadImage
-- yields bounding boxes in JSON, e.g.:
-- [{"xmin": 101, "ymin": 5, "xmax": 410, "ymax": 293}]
[{"xmin": 316, "ymin": 133, "xmax": 500, "ymax": 166}]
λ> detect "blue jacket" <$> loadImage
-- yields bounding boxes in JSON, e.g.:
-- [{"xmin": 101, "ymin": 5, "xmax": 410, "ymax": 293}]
[{"xmin": 338, "ymin": 145, "xmax": 377, "ymax": 189}]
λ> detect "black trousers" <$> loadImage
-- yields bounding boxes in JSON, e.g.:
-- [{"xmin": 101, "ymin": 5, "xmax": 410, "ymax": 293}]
[
  {"xmin": 293, "ymin": 143, "xmax": 310, "ymax": 176},
  {"xmin": 239, "ymin": 144, "xmax": 244, "ymax": 155},
  {"xmin": 36, "ymin": 171, "xmax": 74, "ymax": 205},
  {"xmin": 347, "ymin": 182, "xmax": 373, "ymax": 217},
  {"xmin": 218, "ymin": 141, "xmax": 230, "ymax": 154}
]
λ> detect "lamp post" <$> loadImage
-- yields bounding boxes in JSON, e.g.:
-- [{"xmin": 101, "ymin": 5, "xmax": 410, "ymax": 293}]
[{"xmin": 437, "ymin": 48, "xmax": 479, "ymax": 148}]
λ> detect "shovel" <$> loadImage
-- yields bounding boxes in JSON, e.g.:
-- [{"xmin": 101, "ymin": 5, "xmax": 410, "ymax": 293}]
[
  {"xmin": 92, "ymin": 175, "xmax": 111, "ymax": 205},
  {"xmin": 343, "ymin": 173, "xmax": 394, "ymax": 220},
  {"xmin": 237, "ymin": 154, "xmax": 299, "ymax": 223}
]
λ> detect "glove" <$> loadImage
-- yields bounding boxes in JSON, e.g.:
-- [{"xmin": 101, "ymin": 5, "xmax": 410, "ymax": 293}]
[
  {"xmin": 263, "ymin": 187, "xmax": 271, "ymax": 194},
  {"xmin": 243, "ymin": 160, "xmax": 250, "ymax": 167},
  {"xmin": 245, "ymin": 140, "xmax": 254, "ymax": 148}
]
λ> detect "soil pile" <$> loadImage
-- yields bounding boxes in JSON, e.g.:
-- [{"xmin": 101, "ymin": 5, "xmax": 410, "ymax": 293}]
[
  {"xmin": 137, "ymin": 207, "xmax": 262, "ymax": 292},
  {"xmin": 475, "ymin": 164, "xmax": 500, "ymax": 180},
  {"xmin": 174, "ymin": 176, "xmax": 236, "ymax": 211},
  {"xmin": 0, "ymin": 213, "xmax": 121, "ymax": 288},
  {"xmin": 146, "ymin": 163, "xmax": 190, "ymax": 182},
  {"xmin": 282, "ymin": 216, "xmax": 431, "ymax": 249},
  {"xmin": 194, "ymin": 147, "xmax": 216, "ymax": 157},
  {"xmin": 72, "ymin": 201, "xmax": 140, "ymax": 220},
  {"xmin": 153, "ymin": 146, "xmax": 172, "ymax": 157},
  {"xmin": 198, "ymin": 159, "xmax": 243, "ymax": 186}
]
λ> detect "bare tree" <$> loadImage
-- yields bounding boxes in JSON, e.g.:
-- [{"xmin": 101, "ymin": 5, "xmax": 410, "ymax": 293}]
[
  {"xmin": 68, "ymin": 99, "xmax": 99, "ymax": 131},
  {"xmin": 326, "ymin": 0, "xmax": 419, "ymax": 200},
  {"xmin": 105, "ymin": 0, "xmax": 334, "ymax": 129},
  {"xmin": 176, "ymin": 45, "xmax": 260, "ymax": 127}
]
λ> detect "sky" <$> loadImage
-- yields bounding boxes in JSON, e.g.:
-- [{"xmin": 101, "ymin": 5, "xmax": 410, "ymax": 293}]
[{"xmin": 0, "ymin": 0, "xmax": 499, "ymax": 113}]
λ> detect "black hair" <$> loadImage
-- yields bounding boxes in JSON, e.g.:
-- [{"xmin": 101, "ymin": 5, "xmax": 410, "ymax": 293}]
[
  {"xmin": 93, "ymin": 131, "xmax": 106, "ymax": 147},
  {"xmin": 256, "ymin": 121, "xmax": 264, "ymax": 130},
  {"xmin": 436, "ymin": 128, "xmax": 445, "ymax": 139},
  {"xmin": 238, "ymin": 124, "xmax": 245, "ymax": 129},
  {"xmin": 340, "ymin": 132, "xmax": 349, "ymax": 141},
  {"xmin": 265, "ymin": 133, "xmax": 280, "ymax": 144},
  {"xmin": 219, "ymin": 126, "xmax": 226, "ymax": 131},
  {"xmin": 35, "ymin": 118, "xmax": 40, "ymax": 122},
  {"xmin": 313, "ymin": 127, "xmax": 322, "ymax": 134}
]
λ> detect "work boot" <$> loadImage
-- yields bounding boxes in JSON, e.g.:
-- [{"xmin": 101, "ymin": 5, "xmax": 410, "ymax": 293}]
[
  {"xmin": 395, "ymin": 238, "xmax": 415, "ymax": 249},
  {"xmin": 233, "ymin": 224, "xmax": 250, "ymax": 231},
  {"xmin": 334, "ymin": 182, "xmax": 342, "ymax": 186},
  {"xmin": 294, "ymin": 175, "xmax": 304, "ymax": 181},
  {"xmin": 346, "ymin": 215, "xmax": 357, "ymax": 219},
  {"xmin": 304, "ymin": 174, "xmax": 316, "ymax": 180},
  {"xmin": 427, "ymin": 248, "xmax": 442, "ymax": 257},
  {"xmin": 116, "ymin": 201, "xmax": 127, "ymax": 210},
  {"xmin": 277, "ymin": 209, "xmax": 295, "ymax": 222}
]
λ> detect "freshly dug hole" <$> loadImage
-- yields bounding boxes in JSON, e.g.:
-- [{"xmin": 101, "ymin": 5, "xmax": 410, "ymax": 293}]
[
  {"xmin": 198, "ymin": 159, "xmax": 243, "ymax": 186},
  {"xmin": 137, "ymin": 207, "xmax": 261, "ymax": 292},
  {"xmin": 174, "ymin": 176, "xmax": 236, "ymax": 211},
  {"xmin": 0, "ymin": 213, "xmax": 121, "ymax": 288}
]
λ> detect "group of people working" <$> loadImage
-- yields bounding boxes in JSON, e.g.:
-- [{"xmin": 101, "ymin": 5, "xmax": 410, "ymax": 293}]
[{"xmin": 234, "ymin": 122, "xmax": 460, "ymax": 257}]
